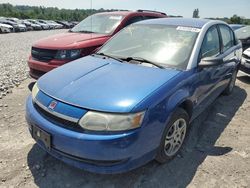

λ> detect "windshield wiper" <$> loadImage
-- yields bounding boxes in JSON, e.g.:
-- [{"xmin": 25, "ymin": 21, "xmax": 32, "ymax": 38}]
[
  {"xmin": 122, "ymin": 57, "xmax": 165, "ymax": 69},
  {"xmin": 77, "ymin": 30, "xmax": 95, "ymax": 33},
  {"xmin": 94, "ymin": 53, "xmax": 124, "ymax": 63}
]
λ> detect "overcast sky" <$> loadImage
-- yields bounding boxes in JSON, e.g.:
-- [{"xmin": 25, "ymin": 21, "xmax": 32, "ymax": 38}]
[{"xmin": 0, "ymin": 0, "xmax": 249, "ymax": 18}]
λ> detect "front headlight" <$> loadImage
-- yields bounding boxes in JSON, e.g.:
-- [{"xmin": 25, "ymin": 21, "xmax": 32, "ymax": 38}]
[
  {"xmin": 79, "ymin": 111, "xmax": 145, "ymax": 131},
  {"xmin": 55, "ymin": 49, "xmax": 81, "ymax": 60},
  {"xmin": 32, "ymin": 82, "xmax": 39, "ymax": 99}
]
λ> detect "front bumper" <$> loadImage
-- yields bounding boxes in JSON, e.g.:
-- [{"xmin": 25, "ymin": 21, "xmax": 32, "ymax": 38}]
[
  {"xmin": 1, "ymin": 27, "xmax": 11, "ymax": 33},
  {"xmin": 25, "ymin": 96, "xmax": 158, "ymax": 174},
  {"xmin": 28, "ymin": 56, "xmax": 68, "ymax": 79},
  {"xmin": 240, "ymin": 57, "xmax": 250, "ymax": 74}
]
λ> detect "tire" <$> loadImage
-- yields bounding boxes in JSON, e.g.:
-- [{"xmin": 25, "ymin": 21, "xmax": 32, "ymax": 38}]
[
  {"xmin": 155, "ymin": 108, "xmax": 189, "ymax": 163},
  {"xmin": 222, "ymin": 69, "xmax": 238, "ymax": 96}
]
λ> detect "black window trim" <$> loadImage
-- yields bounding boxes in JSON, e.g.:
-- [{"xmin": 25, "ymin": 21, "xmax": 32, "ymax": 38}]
[
  {"xmin": 198, "ymin": 24, "xmax": 221, "ymax": 61},
  {"xmin": 217, "ymin": 24, "xmax": 236, "ymax": 53},
  {"xmin": 123, "ymin": 16, "xmax": 144, "ymax": 27}
]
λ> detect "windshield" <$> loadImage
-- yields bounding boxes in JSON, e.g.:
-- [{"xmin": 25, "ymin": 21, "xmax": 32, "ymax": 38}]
[
  {"xmin": 235, "ymin": 26, "xmax": 250, "ymax": 39},
  {"xmin": 98, "ymin": 24, "xmax": 199, "ymax": 70},
  {"xmin": 71, "ymin": 14, "xmax": 124, "ymax": 34}
]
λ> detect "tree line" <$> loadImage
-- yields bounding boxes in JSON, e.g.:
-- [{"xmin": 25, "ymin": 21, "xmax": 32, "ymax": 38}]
[
  {"xmin": 211, "ymin": 15, "xmax": 250, "ymax": 25},
  {"xmin": 0, "ymin": 3, "xmax": 122, "ymax": 21},
  {"xmin": 1, "ymin": 3, "xmax": 249, "ymax": 25},
  {"xmin": 193, "ymin": 9, "xmax": 250, "ymax": 25}
]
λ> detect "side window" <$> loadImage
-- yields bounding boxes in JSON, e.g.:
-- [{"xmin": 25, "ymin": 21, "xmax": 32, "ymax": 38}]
[
  {"xmin": 219, "ymin": 25, "xmax": 234, "ymax": 52},
  {"xmin": 201, "ymin": 26, "xmax": 220, "ymax": 58},
  {"xmin": 123, "ymin": 16, "xmax": 143, "ymax": 27}
]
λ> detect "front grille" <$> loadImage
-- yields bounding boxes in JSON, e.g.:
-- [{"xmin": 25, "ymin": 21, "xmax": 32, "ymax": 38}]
[
  {"xmin": 53, "ymin": 148, "xmax": 127, "ymax": 166},
  {"xmin": 33, "ymin": 102, "xmax": 84, "ymax": 132},
  {"xmin": 31, "ymin": 47, "xmax": 57, "ymax": 62}
]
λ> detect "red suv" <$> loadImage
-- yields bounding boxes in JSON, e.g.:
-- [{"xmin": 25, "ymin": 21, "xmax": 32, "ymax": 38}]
[{"xmin": 28, "ymin": 10, "xmax": 167, "ymax": 79}]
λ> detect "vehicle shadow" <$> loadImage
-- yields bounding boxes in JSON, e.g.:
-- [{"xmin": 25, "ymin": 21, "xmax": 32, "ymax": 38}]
[
  {"xmin": 27, "ymin": 86, "xmax": 247, "ymax": 188},
  {"xmin": 237, "ymin": 74, "xmax": 250, "ymax": 84}
]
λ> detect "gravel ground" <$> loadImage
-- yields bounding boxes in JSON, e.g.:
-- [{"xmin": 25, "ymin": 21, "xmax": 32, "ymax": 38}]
[
  {"xmin": 0, "ymin": 31, "xmax": 250, "ymax": 188},
  {"xmin": 0, "ymin": 29, "xmax": 68, "ymax": 99}
]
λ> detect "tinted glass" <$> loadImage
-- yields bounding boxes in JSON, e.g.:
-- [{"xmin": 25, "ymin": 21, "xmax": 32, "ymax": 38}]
[
  {"xmin": 219, "ymin": 25, "xmax": 234, "ymax": 52},
  {"xmin": 124, "ymin": 16, "xmax": 143, "ymax": 27},
  {"xmin": 201, "ymin": 26, "xmax": 220, "ymax": 58},
  {"xmin": 71, "ymin": 14, "xmax": 124, "ymax": 34},
  {"xmin": 99, "ymin": 24, "xmax": 199, "ymax": 70}
]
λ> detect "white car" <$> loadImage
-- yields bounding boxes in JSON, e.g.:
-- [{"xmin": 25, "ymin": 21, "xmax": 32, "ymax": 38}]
[
  {"xmin": 47, "ymin": 20, "xmax": 64, "ymax": 29},
  {"xmin": 0, "ymin": 23, "xmax": 13, "ymax": 33},
  {"xmin": 240, "ymin": 48, "xmax": 250, "ymax": 74}
]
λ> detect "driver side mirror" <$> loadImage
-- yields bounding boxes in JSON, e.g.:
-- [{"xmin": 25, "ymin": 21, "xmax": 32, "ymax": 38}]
[{"xmin": 199, "ymin": 56, "xmax": 224, "ymax": 68}]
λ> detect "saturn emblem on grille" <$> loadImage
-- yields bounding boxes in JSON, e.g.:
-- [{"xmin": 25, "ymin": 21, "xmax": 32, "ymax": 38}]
[{"xmin": 48, "ymin": 101, "xmax": 57, "ymax": 110}]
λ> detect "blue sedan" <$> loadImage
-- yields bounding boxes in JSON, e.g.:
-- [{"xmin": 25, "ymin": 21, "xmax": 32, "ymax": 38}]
[{"xmin": 26, "ymin": 18, "xmax": 242, "ymax": 174}]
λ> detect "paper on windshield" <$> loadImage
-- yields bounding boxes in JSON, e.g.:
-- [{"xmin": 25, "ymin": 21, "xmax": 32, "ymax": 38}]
[
  {"xmin": 109, "ymin": 16, "xmax": 123, "ymax": 20},
  {"xmin": 176, "ymin": 26, "xmax": 201, "ymax": 33}
]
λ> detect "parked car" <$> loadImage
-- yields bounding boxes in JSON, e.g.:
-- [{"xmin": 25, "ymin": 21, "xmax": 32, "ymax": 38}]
[
  {"xmin": 6, "ymin": 18, "xmax": 27, "ymax": 32},
  {"xmin": 0, "ymin": 22, "xmax": 14, "ymax": 33},
  {"xmin": 23, "ymin": 20, "xmax": 42, "ymax": 31},
  {"xmin": 70, "ymin": 21, "xmax": 79, "ymax": 27},
  {"xmin": 28, "ymin": 19, "xmax": 50, "ymax": 30},
  {"xmin": 21, "ymin": 20, "xmax": 33, "ymax": 31},
  {"xmin": 37, "ymin": 20, "xmax": 53, "ymax": 29},
  {"xmin": 0, "ymin": 18, "xmax": 25, "ymax": 32},
  {"xmin": 229, "ymin": 24, "xmax": 245, "ymax": 31},
  {"xmin": 241, "ymin": 48, "xmax": 250, "ymax": 74},
  {"xmin": 235, "ymin": 26, "xmax": 250, "ymax": 74},
  {"xmin": 47, "ymin": 20, "xmax": 64, "ymax": 29},
  {"xmin": 28, "ymin": 10, "xmax": 167, "ymax": 79},
  {"xmin": 56, "ymin": 20, "xmax": 73, "ymax": 29},
  {"xmin": 26, "ymin": 18, "xmax": 242, "ymax": 174}
]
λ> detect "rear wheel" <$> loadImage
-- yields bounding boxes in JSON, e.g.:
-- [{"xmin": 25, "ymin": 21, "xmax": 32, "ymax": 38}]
[
  {"xmin": 155, "ymin": 108, "xmax": 189, "ymax": 163},
  {"xmin": 223, "ymin": 69, "xmax": 238, "ymax": 95}
]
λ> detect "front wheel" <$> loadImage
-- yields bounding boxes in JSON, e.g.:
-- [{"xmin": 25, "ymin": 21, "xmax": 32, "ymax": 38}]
[
  {"xmin": 223, "ymin": 69, "xmax": 238, "ymax": 96},
  {"xmin": 155, "ymin": 108, "xmax": 189, "ymax": 163}
]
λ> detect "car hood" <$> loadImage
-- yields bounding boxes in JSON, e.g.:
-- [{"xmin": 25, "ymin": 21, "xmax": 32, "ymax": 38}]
[
  {"xmin": 38, "ymin": 56, "xmax": 180, "ymax": 113},
  {"xmin": 33, "ymin": 32, "xmax": 108, "ymax": 48},
  {"xmin": 0, "ymin": 23, "xmax": 12, "ymax": 28}
]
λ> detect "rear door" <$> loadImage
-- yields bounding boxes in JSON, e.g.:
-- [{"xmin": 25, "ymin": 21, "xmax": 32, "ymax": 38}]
[
  {"xmin": 193, "ymin": 24, "xmax": 239, "ymax": 118},
  {"xmin": 193, "ymin": 25, "xmax": 225, "ymax": 117},
  {"xmin": 218, "ymin": 24, "xmax": 241, "ymax": 80}
]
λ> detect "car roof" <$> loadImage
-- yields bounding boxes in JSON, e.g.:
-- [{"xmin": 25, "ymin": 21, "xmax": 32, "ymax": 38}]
[
  {"xmin": 135, "ymin": 18, "xmax": 217, "ymax": 28},
  {"xmin": 95, "ymin": 10, "xmax": 166, "ymax": 17}
]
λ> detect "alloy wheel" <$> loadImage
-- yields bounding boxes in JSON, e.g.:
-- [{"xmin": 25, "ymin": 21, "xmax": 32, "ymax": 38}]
[{"xmin": 164, "ymin": 118, "xmax": 187, "ymax": 156}]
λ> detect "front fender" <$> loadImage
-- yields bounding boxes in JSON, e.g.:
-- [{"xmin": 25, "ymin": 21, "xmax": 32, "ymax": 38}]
[{"xmin": 166, "ymin": 88, "xmax": 191, "ymax": 114}]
